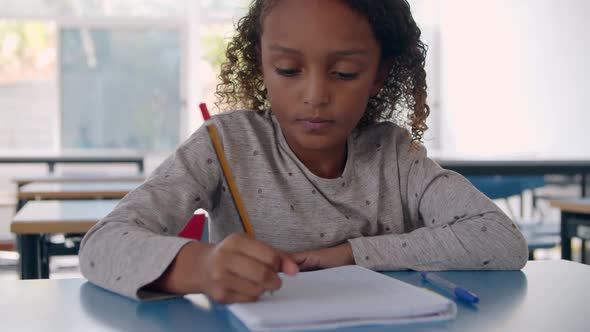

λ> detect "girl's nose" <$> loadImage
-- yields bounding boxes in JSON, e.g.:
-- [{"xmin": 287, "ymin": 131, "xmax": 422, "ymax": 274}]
[{"xmin": 303, "ymin": 73, "xmax": 330, "ymax": 108}]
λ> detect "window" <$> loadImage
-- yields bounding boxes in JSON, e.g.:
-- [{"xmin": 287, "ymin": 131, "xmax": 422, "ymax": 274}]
[
  {"xmin": 60, "ymin": 26, "xmax": 182, "ymax": 151},
  {"xmin": 1, "ymin": 1, "xmax": 189, "ymax": 153},
  {"xmin": 0, "ymin": 20, "xmax": 57, "ymax": 150},
  {"xmin": 0, "ymin": 0, "xmax": 442, "ymax": 152}
]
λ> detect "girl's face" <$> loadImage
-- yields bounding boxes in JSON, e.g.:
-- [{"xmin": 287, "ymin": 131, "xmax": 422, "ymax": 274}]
[{"xmin": 260, "ymin": 0, "xmax": 385, "ymax": 157}]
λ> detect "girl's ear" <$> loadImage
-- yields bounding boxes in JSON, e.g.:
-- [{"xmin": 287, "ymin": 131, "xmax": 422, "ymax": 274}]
[{"xmin": 370, "ymin": 58, "xmax": 393, "ymax": 96}]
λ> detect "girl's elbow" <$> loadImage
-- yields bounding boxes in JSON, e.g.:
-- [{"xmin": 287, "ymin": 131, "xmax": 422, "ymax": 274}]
[
  {"xmin": 514, "ymin": 234, "xmax": 529, "ymax": 269},
  {"xmin": 482, "ymin": 229, "xmax": 529, "ymax": 270},
  {"xmin": 500, "ymin": 233, "xmax": 529, "ymax": 270},
  {"xmin": 496, "ymin": 216, "xmax": 529, "ymax": 270},
  {"xmin": 514, "ymin": 253, "xmax": 528, "ymax": 270}
]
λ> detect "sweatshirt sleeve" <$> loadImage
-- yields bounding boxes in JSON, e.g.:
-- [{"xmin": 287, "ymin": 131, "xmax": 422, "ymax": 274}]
[
  {"xmin": 349, "ymin": 132, "xmax": 528, "ymax": 271},
  {"xmin": 79, "ymin": 124, "xmax": 222, "ymax": 300}
]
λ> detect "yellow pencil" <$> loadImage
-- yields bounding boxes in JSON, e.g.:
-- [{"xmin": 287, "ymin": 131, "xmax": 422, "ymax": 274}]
[{"xmin": 199, "ymin": 103, "xmax": 255, "ymax": 237}]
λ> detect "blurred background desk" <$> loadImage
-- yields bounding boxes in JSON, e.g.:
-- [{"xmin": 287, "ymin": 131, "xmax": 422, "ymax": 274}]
[
  {"xmin": 436, "ymin": 157, "xmax": 590, "ymax": 196},
  {"xmin": 0, "ymin": 149, "xmax": 145, "ymax": 174},
  {"xmin": 11, "ymin": 200, "xmax": 120, "ymax": 279},
  {"xmin": 13, "ymin": 173, "xmax": 145, "ymax": 188},
  {"xmin": 550, "ymin": 199, "xmax": 590, "ymax": 262},
  {"xmin": 16, "ymin": 181, "xmax": 141, "ymax": 209},
  {"xmin": 11, "ymin": 178, "xmax": 142, "ymax": 279}
]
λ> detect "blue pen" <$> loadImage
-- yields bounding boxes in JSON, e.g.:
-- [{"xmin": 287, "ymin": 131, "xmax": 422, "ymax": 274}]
[{"xmin": 420, "ymin": 272, "xmax": 479, "ymax": 304}]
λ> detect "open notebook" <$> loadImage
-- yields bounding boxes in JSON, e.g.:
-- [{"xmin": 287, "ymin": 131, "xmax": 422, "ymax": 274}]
[{"xmin": 228, "ymin": 265, "xmax": 457, "ymax": 331}]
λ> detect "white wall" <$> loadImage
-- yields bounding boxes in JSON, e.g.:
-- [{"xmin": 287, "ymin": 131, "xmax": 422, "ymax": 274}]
[{"xmin": 440, "ymin": 0, "xmax": 590, "ymax": 157}]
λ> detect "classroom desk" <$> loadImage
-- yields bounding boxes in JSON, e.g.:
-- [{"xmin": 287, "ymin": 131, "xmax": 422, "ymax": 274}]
[
  {"xmin": 550, "ymin": 198, "xmax": 590, "ymax": 262},
  {"xmin": 13, "ymin": 173, "xmax": 146, "ymax": 188},
  {"xmin": 0, "ymin": 260, "xmax": 587, "ymax": 332},
  {"xmin": 16, "ymin": 181, "xmax": 141, "ymax": 210},
  {"xmin": 0, "ymin": 149, "xmax": 144, "ymax": 173},
  {"xmin": 11, "ymin": 200, "xmax": 119, "ymax": 280},
  {"xmin": 17, "ymin": 181, "xmax": 141, "ymax": 200},
  {"xmin": 436, "ymin": 157, "xmax": 590, "ymax": 196}
]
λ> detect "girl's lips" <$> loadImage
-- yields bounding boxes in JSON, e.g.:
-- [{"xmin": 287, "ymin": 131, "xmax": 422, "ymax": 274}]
[{"xmin": 298, "ymin": 119, "xmax": 334, "ymax": 131}]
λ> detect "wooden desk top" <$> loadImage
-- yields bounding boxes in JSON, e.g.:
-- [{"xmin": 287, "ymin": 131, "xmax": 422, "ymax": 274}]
[
  {"xmin": 11, "ymin": 200, "xmax": 119, "ymax": 234},
  {"xmin": 0, "ymin": 149, "xmax": 143, "ymax": 161},
  {"xmin": 17, "ymin": 181, "xmax": 142, "ymax": 199},
  {"xmin": 550, "ymin": 198, "xmax": 590, "ymax": 214},
  {"xmin": 13, "ymin": 173, "xmax": 145, "ymax": 186}
]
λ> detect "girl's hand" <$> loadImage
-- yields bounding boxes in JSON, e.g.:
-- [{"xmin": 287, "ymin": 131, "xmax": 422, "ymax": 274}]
[
  {"xmin": 153, "ymin": 233, "xmax": 298, "ymax": 304},
  {"xmin": 195, "ymin": 234, "xmax": 298, "ymax": 303},
  {"xmin": 291, "ymin": 242, "xmax": 355, "ymax": 271}
]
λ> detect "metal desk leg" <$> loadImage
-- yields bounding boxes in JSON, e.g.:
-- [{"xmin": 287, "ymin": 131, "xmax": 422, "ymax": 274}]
[
  {"xmin": 16, "ymin": 198, "xmax": 27, "ymax": 212},
  {"xmin": 560, "ymin": 212, "xmax": 572, "ymax": 260},
  {"xmin": 17, "ymin": 234, "xmax": 41, "ymax": 279},
  {"xmin": 528, "ymin": 249, "xmax": 535, "ymax": 260},
  {"xmin": 40, "ymin": 235, "xmax": 50, "ymax": 278},
  {"xmin": 581, "ymin": 175, "xmax": 587, "ymax": 263}
]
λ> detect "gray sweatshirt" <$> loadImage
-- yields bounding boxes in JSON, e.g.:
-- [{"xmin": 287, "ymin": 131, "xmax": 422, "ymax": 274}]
[{"xmin": 79, "ymin": 110, "xmax": 528, "ymax": 300}]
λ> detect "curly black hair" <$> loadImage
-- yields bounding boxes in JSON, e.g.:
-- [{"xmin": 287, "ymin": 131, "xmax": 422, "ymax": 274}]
[{"xmin": 215, "ymin": 0, "xmax": 430, "ymax": 144}]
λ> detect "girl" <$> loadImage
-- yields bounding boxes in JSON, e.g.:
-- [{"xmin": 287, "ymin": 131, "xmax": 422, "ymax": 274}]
[{"xmin": 80, "ymin": 0, "xmax": 528, "ymax": 304}]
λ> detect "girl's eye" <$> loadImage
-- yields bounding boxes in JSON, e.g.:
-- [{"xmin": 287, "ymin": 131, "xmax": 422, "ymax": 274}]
[
  {"xmin": 275, "ymin": 67, "xmax": 300, "ymax": 77},
  {"xmin": 333, "ymin": 71, "xmax": 359, "ymax": 80}
]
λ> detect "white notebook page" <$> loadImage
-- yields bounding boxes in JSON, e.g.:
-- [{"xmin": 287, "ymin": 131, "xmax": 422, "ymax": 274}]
[{"xmin": 228, "ymin": 265, "xmax": 456, "ymax": 331}]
